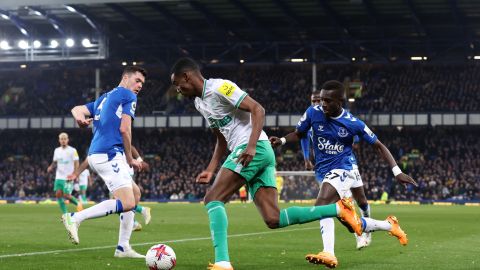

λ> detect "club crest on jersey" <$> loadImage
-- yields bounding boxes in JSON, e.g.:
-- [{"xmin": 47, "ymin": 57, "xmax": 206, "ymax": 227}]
[
  {"xmin": 337, "ymin": 127, "xmax": 349, "ymax": 137},
  {"xmin": 317, "ymin": 137, "xmax": 345, "ymax": 155}
]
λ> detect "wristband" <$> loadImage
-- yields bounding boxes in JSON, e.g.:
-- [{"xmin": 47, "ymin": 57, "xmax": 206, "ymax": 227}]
[
  {"xmin": 392, "ymin": 165, "xmax": 402, "ymax": 177},
  {"xmin": 136, "ymin": 157, "xmax": 143, "ymax": 162},
  {"xmin": 280, "ymin": 137, "xmax": 287, "ymax": 145}
]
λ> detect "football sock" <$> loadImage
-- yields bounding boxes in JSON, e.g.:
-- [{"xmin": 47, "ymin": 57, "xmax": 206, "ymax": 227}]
[
  {"xmin": 69, "ymin": 196, "xmax": 79, "ymax": 206},
  {"xmin": 80, "ymin": 194, "xmax": 87, "ymax": 204},
  {"xmin": 320, "ymin": 218, "xmax": 335, "ymax": 255},
  {"xmin": 57, "ymin": 198, "xmax": 67, "ymax": 214},
  {"xmin": 135, "ymin": 205, "xmax": 144, "ymax": 214},
  {"xmin": 359, "ymin": 204, "xmax": 370, "ymax": 218},
  {"xmin": 279, "ymin": 204, "xmax": 337, "ymax": 228},
  {"xmin": 206, "ymin": 201, "xmax": 230, "ymax": 263},
  {"xmin": 118, "ymin": 210, "xmax": 135, "ymax": 250},
  {"xmin": 361, "ymin": 217, "xmax": 392, "ymax": 232},
  {"xmin": 73, "ymin": 199, "xmax": 123, "ymax": 223}
]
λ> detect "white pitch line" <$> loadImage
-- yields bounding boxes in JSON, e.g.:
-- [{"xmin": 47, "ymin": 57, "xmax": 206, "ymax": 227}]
[{"xmin": 0, "ymin": 226, "xmax": 317, "ymax": 259}]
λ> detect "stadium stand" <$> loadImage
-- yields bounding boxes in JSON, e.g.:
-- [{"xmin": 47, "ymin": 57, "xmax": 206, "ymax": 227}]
[
  {"xmin": 1, "ymin": 64, "xmax": 479, "ymax": 116},
  {"xmin": 1, "ymin": 127, "xmax": 478, "ymax": 202}
]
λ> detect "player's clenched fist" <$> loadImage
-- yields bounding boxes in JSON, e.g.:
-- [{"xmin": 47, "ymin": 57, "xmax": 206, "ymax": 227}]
[
  {"xmin": 76, "ymin": 118, "xmax": 93, "ymax": 128},
  {"xmin": 196, "ymin": 170, "xmax": 214, "ymax": 184},
  {"xmin": 269, "ymin": 136, "xmax": 283, "ymax": 147}
]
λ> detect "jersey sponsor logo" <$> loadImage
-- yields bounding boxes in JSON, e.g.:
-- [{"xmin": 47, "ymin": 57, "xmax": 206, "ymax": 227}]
[
  {"xmin": 208, "ymin": 115, "xmax": 232, "ymax": 128},
  {"xmin": 317, "ymin": 137, "xmax": 345, "ymax": 154},
  {"xmin": 218, "ymin": 82, "xmax": 236, "ymax": 97},
  {"xmin": 337, "ymin": 127, "xmax": 349, "ymax": 137}
]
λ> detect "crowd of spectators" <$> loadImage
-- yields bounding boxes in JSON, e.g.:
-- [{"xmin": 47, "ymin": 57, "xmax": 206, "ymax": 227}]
[
  {"xmin": 1, "ymin": 63, "xmax": 479, "ymax": 116},
  {"xmin": 0, "ymin": 127, "xmax": 478, "ymax": 202}
]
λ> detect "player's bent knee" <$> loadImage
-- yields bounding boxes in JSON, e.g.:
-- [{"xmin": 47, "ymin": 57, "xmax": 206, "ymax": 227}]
[
  {"xmin": 121, "ymin": 200, "xmax": 136, "ymax": 211},
  {"xmin": 203, "ymin": 193, "xmax": 218, "ymax": 205},
  {"xmin": 264, "ymin": 216, "xmax": 280, "ymax": 229}
]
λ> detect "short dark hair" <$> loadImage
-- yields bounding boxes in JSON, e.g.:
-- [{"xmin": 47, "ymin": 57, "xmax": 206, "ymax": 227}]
[
  {"xmin": 171, "ymin": 57, "xmax": 200, "ymax": 75},
  {"xmin": 312, "ymin": 89, "xmax": 321, "ymax": 95},
  {"xmin": 122, "ymin": 66, "xmax": 147, "ymax": 77},
  {"xmin": 322, "ymin": 80, "xmax": 345, "ymax": 99}
]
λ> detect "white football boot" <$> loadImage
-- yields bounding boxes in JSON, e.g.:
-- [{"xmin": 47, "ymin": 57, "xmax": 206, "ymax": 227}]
[{"xmin": 61, "ymin": 213, "xmax": 80, "ymax": 245}]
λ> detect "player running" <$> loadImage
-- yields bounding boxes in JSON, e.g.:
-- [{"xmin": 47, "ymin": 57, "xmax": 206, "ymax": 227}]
[
  {"xmin": 76, "ymin": 160, "xmax": 91, "ymax": 205},
  {"xmin": 270, "ymin": 80, "xmax": 418, "ymax": 268},
  {"xmin": 170, "ymin": 58, "xmax": 363, "ymax": 270},
  {"xmin": 63, "ymin": 66, "xmax": 146, "ymax": 259},
  {"xmin": 47, "ymin": 132, "xmax": 82, "ymax": 213},
  {"xmin": 301, "ymin": 89, "xmax": 373, "ymax": 250}
]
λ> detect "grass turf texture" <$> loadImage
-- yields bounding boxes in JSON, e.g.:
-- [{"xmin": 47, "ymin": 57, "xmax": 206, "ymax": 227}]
[{"xmin": 0, "ymin": 203, "xmax": 479, "ymax": 270}]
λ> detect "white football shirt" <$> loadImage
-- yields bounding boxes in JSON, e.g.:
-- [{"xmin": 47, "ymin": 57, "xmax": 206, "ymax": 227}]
[
  {"xmin": 194, "ymin": 78, "xmax": 269, "ymax": 151},
  {"xmin": 78, "ymin": 169, "xmax": 90, "ymax": 186},
  {"xmin": 53, "ymin": 146, "xmax": 79, "ymax": 180}
]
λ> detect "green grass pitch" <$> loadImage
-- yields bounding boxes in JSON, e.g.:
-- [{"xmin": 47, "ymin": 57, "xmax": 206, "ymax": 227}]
[{"xmin": 1, "ymin": 203, "xmax": 479, "ymax": 270}]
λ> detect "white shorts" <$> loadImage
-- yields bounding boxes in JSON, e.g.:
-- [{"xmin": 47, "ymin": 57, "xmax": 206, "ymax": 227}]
[
  {"xmin": 88, "ymin": 152, "xmax": 133, "ymax": 193},
  {"xmin": 122, "ymin": 154, "xmax": 135, "ymax": 177},
  {"xmin": 322, "ymin": 168, "xmax": 363, "ymax": 199}
]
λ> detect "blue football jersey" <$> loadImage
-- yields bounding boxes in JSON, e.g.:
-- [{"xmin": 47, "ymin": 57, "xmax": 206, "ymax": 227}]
[
  {"xmin": 85, "ymin": 87, "xmax": 137, "ymax": 158},
  {"xmin": 296, "ymin": 106, "xmax": 377, "ymax": 179}
]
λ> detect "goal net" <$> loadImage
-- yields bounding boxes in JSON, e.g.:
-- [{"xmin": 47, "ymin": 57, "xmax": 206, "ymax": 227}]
[{"xmin": 276, "ymin": 171, "xmax": 319, "ymax": 202}]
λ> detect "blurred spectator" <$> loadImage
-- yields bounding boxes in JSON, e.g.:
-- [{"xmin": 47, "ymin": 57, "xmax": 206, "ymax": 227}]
[
  {"xmin": 0, "ymin": 127, "xmax": 478, "ymax": 202},
  {"xmin": 2, "ymin": 64, "xmax": 479, "ymax": 116}
]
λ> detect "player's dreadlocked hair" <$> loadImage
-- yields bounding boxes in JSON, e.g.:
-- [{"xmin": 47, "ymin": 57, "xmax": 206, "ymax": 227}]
[
  {"xmin": 322, "ymin": 80, "xmax": 345, "ymax": 100},
  {"xmin": 171, "ymin": 57, "xmax": 200, "ymax": 75}
]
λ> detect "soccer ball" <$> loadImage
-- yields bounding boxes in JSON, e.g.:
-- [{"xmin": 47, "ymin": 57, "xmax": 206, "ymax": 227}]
[{"xmin": 145, "ymin": 244, "xmax": 176, "ymax": 270}]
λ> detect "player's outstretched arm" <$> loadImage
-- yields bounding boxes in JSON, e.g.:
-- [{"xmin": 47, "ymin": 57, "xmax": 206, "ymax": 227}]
[
  {"xmin": 373, "ymin": 140, "xmax": 418, "ymax": 187},
  {"xmin": 237, "ymin": 96, "xmax": 265, "ymax": 167},
  {"xmin": 132, "ymin": 145, "xmax": 150, "ymax": 171},
  {"xmin": 71, "ymin": 105, "xmax": 93, "ymax": 128},
  {"xmin": 196, "ymin": 128, "xmax": 227, "ymax": 184},
  {"xmin": 269, "ymin": 130, "xmax": 304, "ymax": 147}
]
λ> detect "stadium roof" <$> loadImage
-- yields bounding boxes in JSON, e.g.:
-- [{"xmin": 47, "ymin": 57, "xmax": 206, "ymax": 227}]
[{"xmin": 1, "ymin": 0, "xmax": 479, "ymax": 64}]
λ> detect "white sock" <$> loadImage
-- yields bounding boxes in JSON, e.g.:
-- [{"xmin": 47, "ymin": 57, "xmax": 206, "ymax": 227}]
[
  {"xmin": 362, "ymin": 217, "xmax": 392, "ymax": 232},
  {"xmin": 320, "ymin": 218, "xmax": 335, "ymax": 255},
  {"xmin": 118, "ymin": 211, "xmax": 135, "ymax": 250},
  {"xmin": 215, "ymin": 261, "xmax": 232, "ymax": 268},
  {"xmin": 73, "ymin": 199, "xmax": 119, "ymax": 223}
]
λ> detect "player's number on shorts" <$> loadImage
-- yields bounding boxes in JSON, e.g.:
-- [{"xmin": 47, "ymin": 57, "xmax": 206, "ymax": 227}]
[
  {"xmin": 230, "ymin": 148, "xmax": 243, "ymax": 163},
  {"xmin": 325, "ymin": 171, "xmax": 348, "ymax": 182}
]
